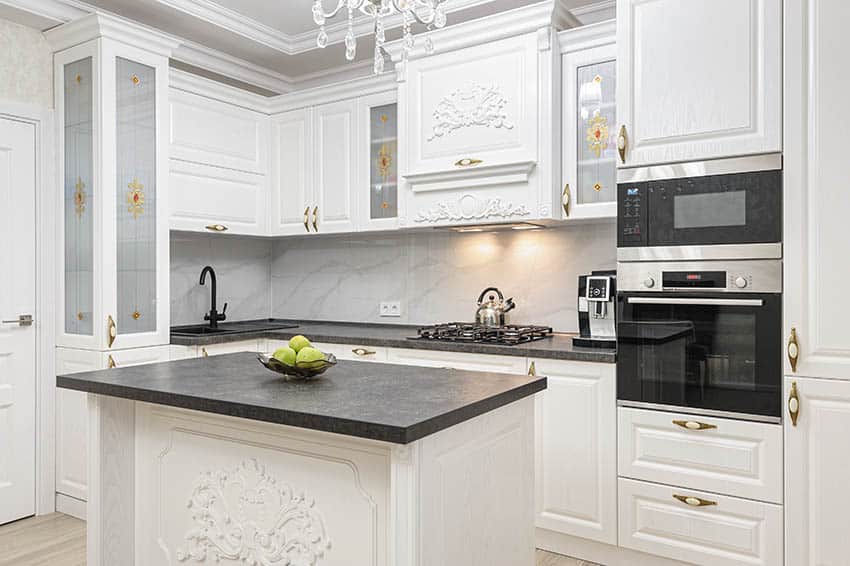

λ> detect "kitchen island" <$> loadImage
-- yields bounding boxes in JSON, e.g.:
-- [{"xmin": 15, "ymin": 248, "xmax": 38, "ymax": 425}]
[{"xmin": 57, "ymin": 353, "xmax": 546, "ymax": 566}]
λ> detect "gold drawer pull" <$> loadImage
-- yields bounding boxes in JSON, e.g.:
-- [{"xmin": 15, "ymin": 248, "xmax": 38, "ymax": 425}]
[
  {"xmin": 303, "ymin": 206, "xmax": 311, "ymax": 233},
  {"xmin": 107, "ymin": 355, "xmax": 117, "ymax": 369},
  {"xmin": 788, "ymin": 381, "xmax": 800, "ymax": 426},
  {"xmin": 454, "ymin": 157, "xmax": 483, "ymax": 168},
  {"xmin": 528, "ymin": 361, "xmax": 536, "ymax": 376},
  {"xmin": 673, "ymin": 494, "xmax": 717, "ymax": 507},
  {"xmin": 672, "ymin": 420, "xmax": 717, "ymax": 431},
  {"xmin": 205, "ymin": 224, "xmax": 228, "ymax": 232},
  {"xmin": 617, "ymin": 125, "xmax": 628, "ymax": 163},
  {"xmin": 788, "ymin": 327, "xmax": 799, "ymax": 372},
  {"xmin": 201, "ymin": 347, "xmax": 209, "ymax": 357},
  {"xmin": 312, "ymin": 206, "xmax": 319, "ymax": 232},
  {"xmin": 352, "ymin": 348, "xmax": 376, "ymax": 356},
  {"xmin": 561, "ymin": 183, "xmax": 571, "ymax": 217},
  {"xmin": 107, "ymin": 315, "xmax": 117, "ymax": 348}
]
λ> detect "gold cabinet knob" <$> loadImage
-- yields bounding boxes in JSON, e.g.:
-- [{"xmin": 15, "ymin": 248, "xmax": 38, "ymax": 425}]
[
  {"xmin": 561, "ymin": 184, "xmax": 571, "ymax": 217},
  {"xmin": 351, "ymin": 348, "xmax": 376, "ymax": 356},
  {"xmin": 205, "ymin": 224, "xmax": 228, "ymax": 232},
  {"xmin": 672, "ymin": 420, "xmax": 717, "ymax": 431},
  {"xmin": 454, "ymin": 157, "xmax": 483, "ymax": 167},
  {"xmin": 673, "ymin": 494, "xmax": 717, "ymax": 507}
]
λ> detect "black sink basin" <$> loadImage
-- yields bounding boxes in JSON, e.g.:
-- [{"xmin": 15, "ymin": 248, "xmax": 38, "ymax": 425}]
[{"xmin": 171, "ymin": 321, "xmax": 299, "ymax": 337}]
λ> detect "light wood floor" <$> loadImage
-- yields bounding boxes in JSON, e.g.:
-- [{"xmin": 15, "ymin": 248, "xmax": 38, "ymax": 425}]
[{"xmin": 0, "ymin": 513, "xmax": 597, "ymax": 566}]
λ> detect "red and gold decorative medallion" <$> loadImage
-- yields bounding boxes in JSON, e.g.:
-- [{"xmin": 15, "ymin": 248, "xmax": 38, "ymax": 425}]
[
  {"xmin": 132, "ymin": 310, "xmax": 141, "ymax": 320},
  {"xmin": 594, "ymin": 183, "xmax": 603, "ymax": 192},
  {"xmin": 378, "ymin": 144, "xmax": 393, "ymax": 180},
  {"xmin": 74, "ymin": 176, "xmax": 87, "ymax": 218},
  {"xmin": 131, "ymin": 75, "xmax": 140, "ymax": 85},
  {"xmin": 127, "ymin": 178, "xmax": 145, "ymax": 219},
  {"xmin": 77, "ymin": 312, "xmax": 84, "ymax": 321},
  {"xmin": 586, "ymin": 110, "xmax": 610, "ymax": 157}
]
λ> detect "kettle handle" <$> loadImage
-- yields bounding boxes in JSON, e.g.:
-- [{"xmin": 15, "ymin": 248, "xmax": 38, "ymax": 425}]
[
  {"xmin": 477, "ymin": 287, "xmax": 504, "ymax": 305},
  {"xmin": 503, "ymin": 297, "xmax": 516, "ymax": 313}
]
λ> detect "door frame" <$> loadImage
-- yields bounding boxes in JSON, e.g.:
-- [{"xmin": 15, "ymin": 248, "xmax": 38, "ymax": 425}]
[{"xmin": 0, "ymin": 100, "xmax": 57, "ymax": 517}]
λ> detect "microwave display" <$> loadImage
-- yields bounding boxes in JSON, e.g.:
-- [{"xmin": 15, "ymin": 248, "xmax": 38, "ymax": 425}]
[{"xmin": 673, "ymin": 190, "xmax": 746, "ymax": 229}]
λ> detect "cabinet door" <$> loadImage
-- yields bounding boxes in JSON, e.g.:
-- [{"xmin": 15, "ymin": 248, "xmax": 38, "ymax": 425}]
[
  {"xmin": 561, "ymin": 34, "xmax": 617, "ymax": 220},
  {"xmin": 785, "ymin": 376, "xmax": 850, "ymax": 566},
  {"xmin": 617, "ymin": 0, "xmax": 781, "ymax": 167},
  {"xmin": 386, "ymin": 347, "xmax": 527, "ymax": 374},
  {"xmin": 271, "ymin": 108, "xmax": 314, "ymax": 236},
  {"xmin": 784, "ymin": 0, "xmax": 850, "ymax": 380},
  {"xmin": 533, "ymin": 359, "xmax": 616, "ymax": 545},
  {"xmin": 311, "ymin": 342, "xmax": 388, "ymax": 363},
  {"xmin": 313, "ymin": 100, "xmax": 357, "ymax": 234},
  {"xmin": 357, "ymin": 91, "xmax": 399, "ymax": 232}
]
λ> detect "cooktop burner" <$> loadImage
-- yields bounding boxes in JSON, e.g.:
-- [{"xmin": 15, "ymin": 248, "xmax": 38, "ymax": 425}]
[{"xmin": 412, "ymin": 323, "xmax": 553, "ymax": 345}]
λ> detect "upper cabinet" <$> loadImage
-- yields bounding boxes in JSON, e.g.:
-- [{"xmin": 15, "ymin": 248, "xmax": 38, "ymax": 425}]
[
  {"xmin": 358, "ymin": 91, "xmax": 400, "ymax": 232},
  {"xmin": 560, "ymin": 21, "xmax": 617, "ymax": 220},
  {"xmin": 313, "ymin": 99, "xmax": 357, "ymax": 234},
  {"xmin": 398, "ymin": 31, "xmax": 558, "ymax": 228},
  {"xmin": 49, "ymin": 14, "xmax": 176, "ymax": 351},
  {"xmin": 616, "ymin": 0, "xmax": 782, "ymax": 167}
]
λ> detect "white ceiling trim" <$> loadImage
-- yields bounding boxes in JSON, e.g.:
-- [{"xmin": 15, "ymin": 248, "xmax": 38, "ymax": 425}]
[
  {"xmin": 0, "ymin": 0, "xmax": 87, "ymax": 26},
  {"xmin": 174, "ymin": 40, "xmax": 296, "ymax": 94}
]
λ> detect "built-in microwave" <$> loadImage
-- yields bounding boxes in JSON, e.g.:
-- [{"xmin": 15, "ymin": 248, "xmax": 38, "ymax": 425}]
[{"xmin": 617, "ymin": 156, "xmax": 782, "ymax": 261}]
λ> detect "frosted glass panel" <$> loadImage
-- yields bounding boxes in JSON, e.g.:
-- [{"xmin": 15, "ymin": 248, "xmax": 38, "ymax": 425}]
[
  {"xmin": 116, "ymin": 58, "xmax": 156, "ymax": 334},
  {"xmin": 576, "ymin": 59, "xmax": 616, "ymax": 205},
  {"xmin": 64, "ymin": 58, "xmax": 94, "ymax": 335},
  {"xmin": 369, "ymin": 103, "xmax": 397, "ymax": 220}
]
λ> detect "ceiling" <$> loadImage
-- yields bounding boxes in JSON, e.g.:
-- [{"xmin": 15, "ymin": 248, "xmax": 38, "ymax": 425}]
[{"xmin": 6, "ymin": 0, "xmax": 612, "ymax": 94}]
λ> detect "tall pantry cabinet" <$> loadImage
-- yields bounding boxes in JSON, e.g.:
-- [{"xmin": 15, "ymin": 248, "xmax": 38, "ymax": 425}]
[
  {"xmin": 47, "ymin": 14, "xmax": 176, "ymax": 517},
  {"xmin": 783, "ymin": 1, "xmax": 850, "ymax": 564}
]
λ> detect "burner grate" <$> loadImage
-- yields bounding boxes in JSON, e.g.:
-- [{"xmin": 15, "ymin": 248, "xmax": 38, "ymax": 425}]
[{"xmin": 415, "ymin": 323, "xmax": 553, "ymax": 345}]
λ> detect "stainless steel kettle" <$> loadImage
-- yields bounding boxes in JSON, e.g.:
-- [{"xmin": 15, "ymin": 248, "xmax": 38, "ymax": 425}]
[{"xmin": 475, "ymin": 287, "xmax": 516, "ymax": 327}]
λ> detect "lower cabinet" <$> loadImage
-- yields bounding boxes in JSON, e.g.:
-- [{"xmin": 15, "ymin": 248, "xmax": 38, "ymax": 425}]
[
  {"xmin": 785, "ymin": 376, "xmax": 850, "ymax": 566},
  {"xmin": 311, "ymin": 342, "xmax": 388, "ymax": 363},
  {"xmin": 198, "ymin": 339, "xmax": 263, "ymax": 358},
  {"xmin": 533, "ymin": 359, "xmax": 617, "ymax": 545},
  {"xmin": 387, "ymin": 347, "xmax": 528, "ymax": 374}
]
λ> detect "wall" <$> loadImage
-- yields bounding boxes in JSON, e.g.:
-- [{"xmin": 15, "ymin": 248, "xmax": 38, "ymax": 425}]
[
  {"xmin": 271, "ymin": 223, "xmax": 617, "ymax": 333},
  {"xmin": 0, "ymin": 18, "xmax": 52, "ymax": 108},
  {"xmin": 170, "ymin": 233, "xmax": 272, "ymax": 326}
]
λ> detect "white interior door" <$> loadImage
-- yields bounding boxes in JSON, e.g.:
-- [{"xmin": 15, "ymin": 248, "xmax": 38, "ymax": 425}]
[{"xmin": 0, "ymin": 116, "xmax": 37, "ymax": 525}]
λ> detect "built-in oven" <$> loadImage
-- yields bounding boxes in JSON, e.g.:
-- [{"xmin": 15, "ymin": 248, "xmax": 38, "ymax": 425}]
[
  {"xmin": 617, "ymin": 156, "xmax": 782, "ymax": 261},
  {"xmin": 616, "ymin": 260, "xmax": 782, "ymax": 422}
]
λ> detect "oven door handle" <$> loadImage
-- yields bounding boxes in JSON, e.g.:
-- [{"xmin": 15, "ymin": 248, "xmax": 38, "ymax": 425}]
[{"xmin": 626, "ymin": 297, "xmax": 764, "ymax": 307}]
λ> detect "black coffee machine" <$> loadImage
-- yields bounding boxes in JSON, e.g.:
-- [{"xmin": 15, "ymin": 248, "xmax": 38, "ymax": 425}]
[{"xmin": 573, "ymin": 270, "xmax": 616, "ymax": 349}]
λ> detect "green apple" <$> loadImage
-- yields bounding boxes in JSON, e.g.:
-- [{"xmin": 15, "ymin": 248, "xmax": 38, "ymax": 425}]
[
  {"xmin": 296, "ymin": 346, "xmax": 325, "ymax": 366},
  {"xmin": 289, "ymin": 335, "xmax": 312, "ymax": 353},
  {"xmin": 272, "ymin": 346, "xmax": 297, "ymax": 366}
]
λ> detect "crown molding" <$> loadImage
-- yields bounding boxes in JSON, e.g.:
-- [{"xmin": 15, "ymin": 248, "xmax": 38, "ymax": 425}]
[
  {"xmin": 558, "ymin": 18, "xmax": 615, "ymax": 54},
  {"xmin": 0, "ymin": 0, "xmax": 88, "ymax": 26},
  {"xmin": 44, "ymin": 11, "xmax": 181, "ymax": 55},
  {"xmin": 268, "ymin": 71, "xmax": 396, "ymax": 114},
  {"xmin": 169, "ymin": 68, "xmax": 272, "ymax": 113},
  {"xmin": 570, "ymin": 0, "xmax": 616, "ymax": 25},
  {"xmin": 173, "ymin": 40, "xmax": 295, "ymax": 94}
]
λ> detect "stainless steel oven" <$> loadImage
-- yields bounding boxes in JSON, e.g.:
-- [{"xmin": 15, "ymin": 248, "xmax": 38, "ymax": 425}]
[
  {"xmin": 616, "ymin": 260, "xmax": 782, "ymax": 421},
  {"xmin": 617, "ymin": 155, "xmax": 782, "ymax": 262}
]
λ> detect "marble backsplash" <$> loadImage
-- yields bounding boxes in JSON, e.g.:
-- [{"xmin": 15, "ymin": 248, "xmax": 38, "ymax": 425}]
[
  {"xmin": 170, "ymin": 232, "xmax": 272, "ymax": 326},
  {"xmin": 270, "ymin": 223, "xmax": 617, "ymax": 333}
]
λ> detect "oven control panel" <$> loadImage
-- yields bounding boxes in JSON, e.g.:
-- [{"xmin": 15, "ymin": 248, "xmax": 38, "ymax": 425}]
[{"xmin": 617, "ymin": 260, "xmax": 782, "ymax": 294}]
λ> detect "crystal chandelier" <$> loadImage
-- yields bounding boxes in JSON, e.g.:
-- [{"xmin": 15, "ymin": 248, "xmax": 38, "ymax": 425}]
[{"xmin": 312, "ymin": 0, "xmax": 448, "ymax": 74}]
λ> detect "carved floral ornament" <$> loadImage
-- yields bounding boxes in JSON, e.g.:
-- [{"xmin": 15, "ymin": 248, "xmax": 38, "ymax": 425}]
[
  {"xmin": 414, "ymin": 194, "xmax": 531, "ymax": 223},
  {"xmin": 176, "ymin": 458, "xmax": 331, "ymax": 566},
  {"xmin": 428, "ymin": 83, "xmax": 514, "ymax": 141}
]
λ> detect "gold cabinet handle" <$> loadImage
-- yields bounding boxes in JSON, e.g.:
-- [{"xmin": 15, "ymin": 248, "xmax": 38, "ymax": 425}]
[
  {"xmin": 454, "ymin": 158, "xmax": 483, "ymax": 168},
  {"xmin": 788, "ymin": 327, "xmax": 800, "ymax": 372},
  {"xmin": 205, "ymin": 224, "xmax": 228, "ymax": 232},
  {"xmin": 561, "ymin": 183, "xmax": 571, "ymax": 217},
  {"xmin": 312, "ymin": 206, "xmax": 319, "ymax": 232},
  {"xmin": 673, "ymin": 494, "xmax": 717, "ymax": 508},
  {"xmin": 107, "ymin": 315, "xmax": 117, "ymax": 348},
  {"xmin": 528, "ymin": 361, "xmax": 536, "ymax": 376},
  {"xmin": 107, "ymin": 355, "xmax": 117, "ymax": 369},
  {"xmin": 672, "ymin": 420, "xmax": 717, "ymax": 431},
  {"xmin": 788, "ymin": 381, "xmax": 800, "ymax": 427},
  {"xmin": 617, "ymin": 125, "xmax": 628, "ymax": 164},
  {"xmin": 352, "ymin": 347, "xmax": 376, "ymax": 356},
  {"xmin": 201, "ymin": 347, "xmax": 209, "ymax": 357},
  {"xmin": 303, "ymin": 206, "xmax": 310, "ymax": 233}
]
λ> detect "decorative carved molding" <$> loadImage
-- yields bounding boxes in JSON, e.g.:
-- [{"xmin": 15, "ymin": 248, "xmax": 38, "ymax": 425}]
[
  {"xmin": 176, "ymin": 458, "xmax": 331, "ymax": 565},
  {"xmin": 414, "ymin": 194, "xmax": 530, "ymax": 223},
  {"xmin": 428, "ymin": 83, "xmax": 514, "ymax": 141}
]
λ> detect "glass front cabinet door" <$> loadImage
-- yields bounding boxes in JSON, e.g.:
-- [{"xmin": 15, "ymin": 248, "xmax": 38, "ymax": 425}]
[
  {"xmin": 358, "ymin": 91, "xmax": 399, "ymax": 231},
  {"xmin": 560, "ymin": 23, "xmax": 618, "ymax": 220},
  {"xmin": 51, "ymin": 15, "xmax": 175, "ymax": 350}
]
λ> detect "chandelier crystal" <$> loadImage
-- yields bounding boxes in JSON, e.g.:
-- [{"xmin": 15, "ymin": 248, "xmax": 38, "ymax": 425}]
[{"xmin": 312, "ymin": 0, "xmax": 448, "ymax": 74}]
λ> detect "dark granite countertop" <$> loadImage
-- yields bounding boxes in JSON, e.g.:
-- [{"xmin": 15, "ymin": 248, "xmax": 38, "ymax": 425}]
[
  {"xmin": 171, "ymin": 319, "xmax": 616, "ymax": 363},
  {"xmin": 57, "ymin": 352, "xmax": 547, "ymax": 444}
]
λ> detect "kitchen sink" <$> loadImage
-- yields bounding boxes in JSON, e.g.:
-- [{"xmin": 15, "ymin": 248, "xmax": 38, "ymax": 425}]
[{"xmin": 171, "ymin": 321, "xmax": 299, "ymax": 337}]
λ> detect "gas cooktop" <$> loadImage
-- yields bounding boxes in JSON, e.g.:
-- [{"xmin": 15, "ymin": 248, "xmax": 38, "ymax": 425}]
[{"xmin": 411, "ymin": 323, "xmax": 553, "ymax": 346}]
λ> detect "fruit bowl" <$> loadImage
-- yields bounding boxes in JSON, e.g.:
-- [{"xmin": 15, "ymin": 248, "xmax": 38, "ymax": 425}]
[{"xmin": 257, "ymin": 352, "xmax": 337, "ymax": 380}]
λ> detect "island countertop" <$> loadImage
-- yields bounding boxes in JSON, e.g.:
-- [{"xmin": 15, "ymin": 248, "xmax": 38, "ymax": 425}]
[{"xmin": 57, "ymin": 352, "xmax": 546, "ymax": 444}]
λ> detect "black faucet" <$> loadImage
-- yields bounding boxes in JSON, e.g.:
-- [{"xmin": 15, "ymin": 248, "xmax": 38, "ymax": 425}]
[{"xmin": 199, "ymin": 266, "xmax": 227, "ymax": 328}]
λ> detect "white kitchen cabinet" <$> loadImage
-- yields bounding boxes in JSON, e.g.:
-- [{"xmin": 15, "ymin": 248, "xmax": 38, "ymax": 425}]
[
  {"xmin": 357, "ymin": 91, "xmax": 400, "ymax": 232},
  {"xmin": 198, "ymin": 340, "xmax": 262, "ymax": 358},
  {"xmin": 313, "ymin": 100, "xmax": 358, "ymax": 234},
  {"xmin": 387, "ymin": 347, "xmax": 527, "ymax": 374},
  {"xmin": 310, "ymin": 342, "xmax": 388, "ymax": 363},
  {"xmin": 618, "ymin": 477, "xmax": 783, "ymax": 566},
  {"xmin": 50, "ymin": 14, "xmax": 174, "ymax": 352},
  {"xmin": 785, "ymin": 376, "xmax": 850, "ymax": 566},
  {"xmin": 559, "ymin": 21, "xmax": 617, "ymax": 220},
  {"xmin": 55, "ymin": 345, "xmax": 171, "ymax": 518},
  {"xmin": 616, "ymin": 0, "xmax": 781, "ymax": 167},
  {"xmin": 271, "ymin": 108, "xmax": 314, "ymax": 235},
  {"xmin": 532, "ymin": 359, "xmax": 616, "ymax": 546},
  {"xmin": 399, "ymin": 31, "xmax": 555, "ymax": 227},
  {"xmin": 784, "ymin": 0, "xmax": 850, "ymax": 381}
]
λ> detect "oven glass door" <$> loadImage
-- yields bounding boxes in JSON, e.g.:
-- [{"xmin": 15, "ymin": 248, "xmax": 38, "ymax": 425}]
[{"xmin": 617, "ymin": 292, "xmax": 782, "ymax": 418}]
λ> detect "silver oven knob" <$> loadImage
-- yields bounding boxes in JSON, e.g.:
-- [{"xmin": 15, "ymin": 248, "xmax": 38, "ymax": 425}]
[
  {"xmin": 734, "ymin": 276, "xmax": 748, "ymax": 289},
  {"xmin": 644, "ymin": 277, "xmax": 656, "ymax": 289}
]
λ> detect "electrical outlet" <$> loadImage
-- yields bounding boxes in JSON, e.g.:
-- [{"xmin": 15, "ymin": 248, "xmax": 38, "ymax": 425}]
[{"xmin": 380, "ymin": 301, "xmax": 402, "ymax": 317}]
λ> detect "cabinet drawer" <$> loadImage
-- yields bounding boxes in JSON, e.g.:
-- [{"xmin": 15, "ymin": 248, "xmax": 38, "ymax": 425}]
[
  {"xmin": 387, "ymin": 347, "xmax": 527, "ymax": 374},
  {"xmin": 311, "ymin": 342, "xmax": 387, "ymax": 362},
  {"xmin": 618, "ymin": 478, "xmax": 783, "ymax": 566},
  {"xmin": 199, "ymin": 340, "xmax": 262, "ymax": 358},
  {"xmin": 618, "ymin": 408, "xmax": 782, "ymax": 504}
]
